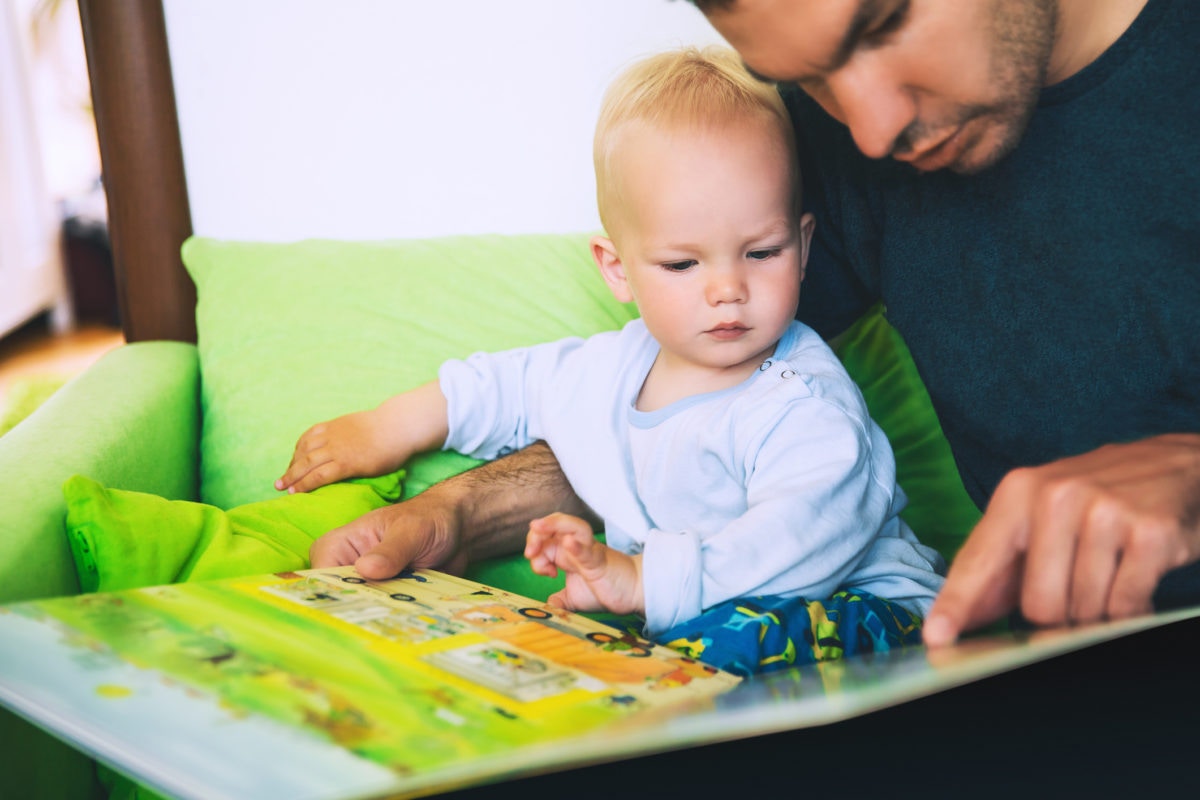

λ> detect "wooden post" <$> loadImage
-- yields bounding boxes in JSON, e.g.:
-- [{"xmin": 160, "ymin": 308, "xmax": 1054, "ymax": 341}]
[{"xmin": 78, "ymin": 0, "xmax": 196, "ymax": 342}]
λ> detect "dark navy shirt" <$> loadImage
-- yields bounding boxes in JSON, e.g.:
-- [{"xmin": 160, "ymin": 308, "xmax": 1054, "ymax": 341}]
[{"xmin": 785, "ymin": 0, "xmax": 1200, "ymax": 512}]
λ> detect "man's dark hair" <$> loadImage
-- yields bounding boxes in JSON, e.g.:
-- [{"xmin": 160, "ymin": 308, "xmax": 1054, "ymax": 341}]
[{"xmin": 686, "ymin": 0, "xmax": 737, "ymax": 13}]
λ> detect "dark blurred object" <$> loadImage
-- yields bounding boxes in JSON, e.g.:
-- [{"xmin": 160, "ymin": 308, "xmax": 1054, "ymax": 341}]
[{"xmin": 60, "ymin": 178, "xmax": 119, "ymax": 327}]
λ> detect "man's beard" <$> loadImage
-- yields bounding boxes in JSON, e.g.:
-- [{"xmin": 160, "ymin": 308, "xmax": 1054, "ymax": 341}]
[{"xmin": 895, "ymin": 0, "xmax": 1058, "ymax": 174}]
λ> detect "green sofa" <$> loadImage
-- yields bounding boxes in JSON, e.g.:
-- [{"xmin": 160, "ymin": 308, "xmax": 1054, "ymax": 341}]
[
  {"xmin": 0, "ymin": 233, "xmax": 980, "ymax": 800},
  {"xmin": 0, "ymin": 341, "xmax": 198, "ymax": 799}
]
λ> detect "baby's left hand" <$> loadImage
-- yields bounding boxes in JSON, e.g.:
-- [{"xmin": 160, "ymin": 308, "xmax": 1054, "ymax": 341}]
[{"xmin": 525, "ymin": 513, "xmax": 643, "ymax": 616}]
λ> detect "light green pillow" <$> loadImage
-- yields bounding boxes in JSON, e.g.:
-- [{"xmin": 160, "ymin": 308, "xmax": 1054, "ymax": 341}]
[
  {"xmin": 182, "ymin": 234, "xmax": 638, "ymax": 512},
  {"xmin": 182, "ymin": 233, "xmax": 976, "ymax": 576},
  {"xmin": 834, "ymin": 305, "xmax": 982, "ymax": 562},
  {"xmin": 64, "ymin": 472, "xmax": 403, "ymax": 593}
]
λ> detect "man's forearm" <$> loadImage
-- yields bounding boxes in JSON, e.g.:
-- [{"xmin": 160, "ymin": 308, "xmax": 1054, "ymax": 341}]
[{"xmin": 432, "ymin": 440, "xmax": 595, "ymax": 561}]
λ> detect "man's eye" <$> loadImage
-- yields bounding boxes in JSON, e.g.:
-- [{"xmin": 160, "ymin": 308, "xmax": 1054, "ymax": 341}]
[
  {"xmin": 867, "ymin": 1, "xmax": 910, "ymax": 43},
  {"xmin": 662, "ymin": 260, "xmax": 697, "ymax": 272},
  {"xmin": 747, "ymin": 248, "xmax": 781, "ymax": 261}
]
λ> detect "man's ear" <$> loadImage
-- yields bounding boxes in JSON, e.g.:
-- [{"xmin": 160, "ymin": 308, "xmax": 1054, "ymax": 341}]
[
  {"xmin": 796, "ymin": 212, "xmax": 816, "ymax": 284},
  {"xmin": 591, "ymin": 235, "xmax": 634, "ymax": 303}
]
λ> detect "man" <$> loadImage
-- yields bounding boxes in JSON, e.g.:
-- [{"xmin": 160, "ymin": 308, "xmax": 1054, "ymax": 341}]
[{"xmin": 311, "ymin": 0, "xmax": 1200, "ymax": 647}]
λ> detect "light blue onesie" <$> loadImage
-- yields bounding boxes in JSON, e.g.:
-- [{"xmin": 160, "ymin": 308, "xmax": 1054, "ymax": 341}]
[{"xmin": 439, "ymin": 319, "xmax": 945, "ymax": 637}]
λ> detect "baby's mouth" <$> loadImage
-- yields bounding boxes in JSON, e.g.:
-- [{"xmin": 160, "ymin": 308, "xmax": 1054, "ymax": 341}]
[{"xmin": 706, "ymin": 323, "xmax": 749, "ymax": 339}]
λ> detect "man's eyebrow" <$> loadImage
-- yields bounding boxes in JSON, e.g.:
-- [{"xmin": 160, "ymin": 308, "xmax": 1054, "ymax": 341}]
[
  {"xmin": 739, "ymin": 0, "xmax": 888, "ymax": 83},
  {"xmin": 818, "ymin": 0, "xmax": 886, "ymax": 73}
]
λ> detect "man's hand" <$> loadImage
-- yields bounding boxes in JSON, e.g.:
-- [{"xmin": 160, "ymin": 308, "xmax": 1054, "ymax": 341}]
[
  {"xmin": 310, "ymin": 486, "xmax": 469, "ymax": 578},
  {"xmin": 525, "ymin": 513, "xmax": 644, "ymax": 616},
  {"xmin": 924, "ymin": 434, "xmax": 1200, "ymax": 646},
  {"xmin": 308, "ymin": 440, "xmax": 592, "ymax": 580}
]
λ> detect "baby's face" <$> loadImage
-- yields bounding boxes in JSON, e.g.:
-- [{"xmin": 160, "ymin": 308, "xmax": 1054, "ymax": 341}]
[{"xmin": 608, "ymin": 118, "xmax": 805, "ymax": 379}]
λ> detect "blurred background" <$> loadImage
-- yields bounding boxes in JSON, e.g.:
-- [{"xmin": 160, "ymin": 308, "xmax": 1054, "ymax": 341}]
[
  {"xmin": 0, "ymin": 0, "xmax": 119, "ymax": 433},
  {"xmin": 0, "ymin": 0, "xmax": 724, "ymax": 432}
]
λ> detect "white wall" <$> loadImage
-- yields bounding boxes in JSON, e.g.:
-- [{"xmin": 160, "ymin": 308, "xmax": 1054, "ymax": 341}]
[
  {"xmin": 0, "ymin": 0, "xmax": 69, "ymax": 338},
  {"xmin": 164, "ymin": 1, "xmax": 727, "ymax": 242}
]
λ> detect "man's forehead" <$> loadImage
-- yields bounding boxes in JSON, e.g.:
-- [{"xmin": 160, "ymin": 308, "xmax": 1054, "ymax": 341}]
[{"xmin": 708, "ymin": 0, "xmax": 889, "ymax": 80}]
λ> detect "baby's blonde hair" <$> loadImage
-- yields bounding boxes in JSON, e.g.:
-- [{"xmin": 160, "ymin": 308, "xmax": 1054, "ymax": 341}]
[{"xmin": 593, "ymin": 45, "xmax": 799, "ymax": 236}]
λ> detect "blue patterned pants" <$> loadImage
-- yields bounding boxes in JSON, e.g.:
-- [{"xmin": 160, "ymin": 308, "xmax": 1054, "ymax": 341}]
[{"xmin": 652, "ymin": 590, "xmax": 924, "ymax": 677}]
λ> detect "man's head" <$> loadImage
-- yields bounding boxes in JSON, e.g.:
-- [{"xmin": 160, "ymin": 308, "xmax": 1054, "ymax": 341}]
[{"xmin": 697, "ymin": 0, "xmax": 1059, "ymax": 175}]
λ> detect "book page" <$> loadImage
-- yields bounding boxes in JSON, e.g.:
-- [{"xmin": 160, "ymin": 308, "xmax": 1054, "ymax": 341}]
[{"xmin": 1, "ymin": 566, "xmax": 1196, "ymax": 800}]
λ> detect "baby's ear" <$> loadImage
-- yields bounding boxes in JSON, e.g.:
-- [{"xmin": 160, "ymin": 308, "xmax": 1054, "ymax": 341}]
[{"xmin": 591, "ymin": 235, "xmax": 634, "ymax": 303}]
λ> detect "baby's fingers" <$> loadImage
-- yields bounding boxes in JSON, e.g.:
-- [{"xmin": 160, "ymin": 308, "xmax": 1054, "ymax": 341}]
[
  {"xmin": 276, "ymin": 450, "xmax": 316, "ymax": 492},
  {"xmin": 276, "ymin": 464, "xmax": 305, "ymax": 492},
  {"xmin": 276, "ymin": 451, "xmax": 344, "ymax": 494},
  {"xmin": 524, "ymin": 526, "xmax": 560, "ymax": 578},
  {"xmin": 556, "ymin": 533, "xmax": 588, "ymax": 573},
  {"xmin": 276, "ymin": 427, "xmax": 327, "ymax": 489},
  {"xmin": 291, "ymin": 460, "xmax": 351, "ymax": 493}
]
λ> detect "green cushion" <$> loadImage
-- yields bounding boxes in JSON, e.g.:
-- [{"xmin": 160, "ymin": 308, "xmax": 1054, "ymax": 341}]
[
  {"xmin": 64, "ymin": 472, "xmax": 403, "ymax": 593},
  {"xmin": 182, "ymin": 234, "xmax": 639, "ymax": 512},
  {"xmin": 834, "ymin": 305, "xmax": 981, "ymax": 562}
]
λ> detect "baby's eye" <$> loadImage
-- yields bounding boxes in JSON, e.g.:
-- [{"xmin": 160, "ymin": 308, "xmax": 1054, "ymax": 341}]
[
  {"xmin": 747, "ymin": 248, "xmax": 782, "ymax": 261},
  {"xmin": 661, "ymin": 260, "xmax": 697, "ymax": 272}
]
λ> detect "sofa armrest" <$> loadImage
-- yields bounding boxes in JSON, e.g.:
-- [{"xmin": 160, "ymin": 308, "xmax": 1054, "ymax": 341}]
[
  {"xmin": 0, "ymin": 341, "xmax": 200, "ymax": 605},
  {"xmin": 0, "ymin": 341, "xmax": 199, "ymax": 800}
]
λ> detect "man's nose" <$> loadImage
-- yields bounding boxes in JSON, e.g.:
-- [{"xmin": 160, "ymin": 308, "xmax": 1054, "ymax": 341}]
[{"xmin": 825, "ymin": 56, "xmax": 916, "ymax": 160}]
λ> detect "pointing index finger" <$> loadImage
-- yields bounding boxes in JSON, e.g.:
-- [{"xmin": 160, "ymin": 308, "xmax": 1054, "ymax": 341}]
[{"xmin": 924, "ymin": 479, "xmax": 1031, "ymax": 645}]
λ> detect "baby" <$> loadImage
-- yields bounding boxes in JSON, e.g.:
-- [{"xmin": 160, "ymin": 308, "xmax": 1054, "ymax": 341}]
[{"xmin": 280, "ymin": 46, "xmax": 944, "ymax": 674}]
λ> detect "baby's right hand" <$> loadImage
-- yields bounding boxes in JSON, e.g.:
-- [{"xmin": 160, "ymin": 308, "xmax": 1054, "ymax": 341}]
[{"xmin": 276, "ymin": 409, "xmax": 405, "ymax": 494}]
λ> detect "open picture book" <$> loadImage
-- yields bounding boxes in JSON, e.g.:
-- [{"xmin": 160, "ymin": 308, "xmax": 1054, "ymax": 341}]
[{"xmin": 1, "ymin": 565, "xmax": 1198, "ymax": 800}]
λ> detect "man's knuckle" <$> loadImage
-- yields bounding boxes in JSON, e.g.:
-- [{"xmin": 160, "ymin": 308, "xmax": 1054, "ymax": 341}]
[
  {"xmin": 1082, "ymin": 496, "xmax": 1121, "ymax": 533},
  {"xmin": 1127, "ymin": 515, "xmax": 1176, "ymax": 553},
  {"xmin": 994, "ymin": 467, "xmax": 1035, "ymax": 499},
  {"xmin": 1036, "ymin": 475, "xmax": 1088, "ymax": 516}
]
